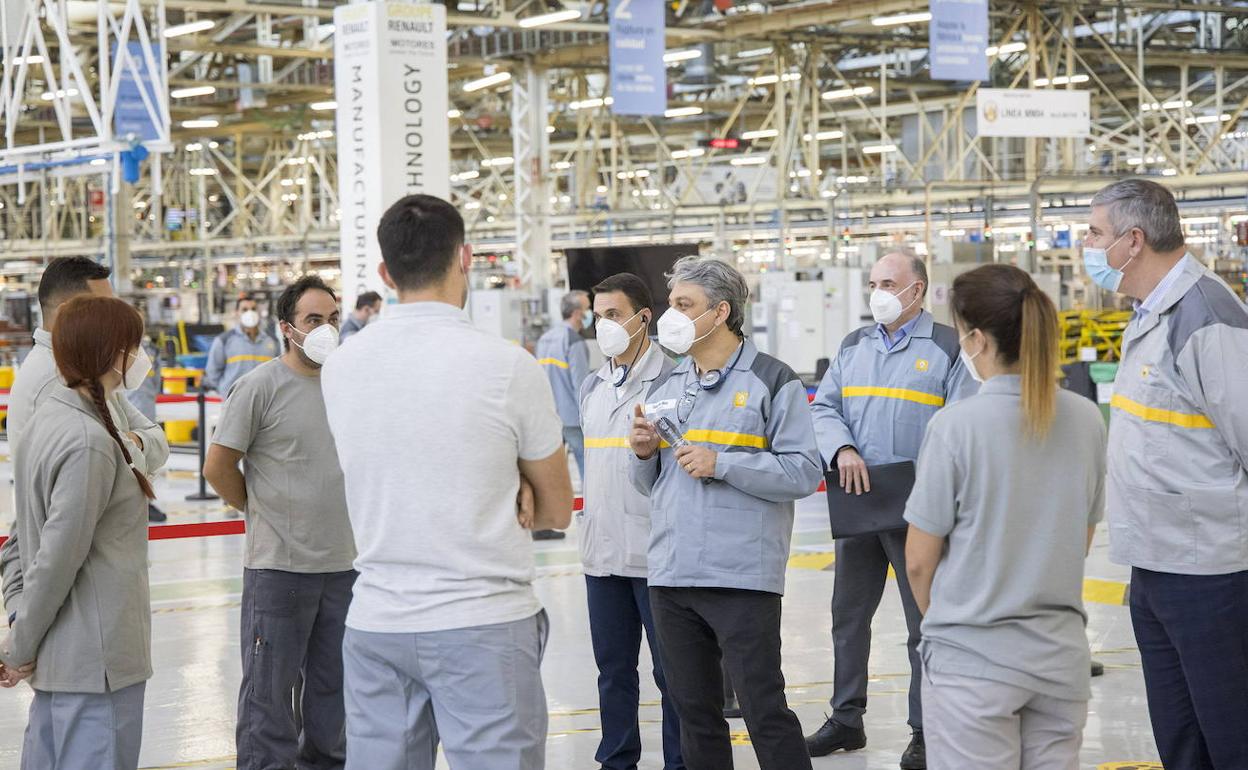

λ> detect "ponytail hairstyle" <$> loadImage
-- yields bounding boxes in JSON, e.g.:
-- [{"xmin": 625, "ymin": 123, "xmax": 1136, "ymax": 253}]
[
  {"xmin": 950, "ymin": 264, "xmax": 1060, "ymax": 438},
  {"xmin": 52, "ymin": 295, "xmax": 156, "ymax": 499}
]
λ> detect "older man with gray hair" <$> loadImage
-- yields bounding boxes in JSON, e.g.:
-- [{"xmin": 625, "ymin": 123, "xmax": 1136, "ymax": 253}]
[
  {"xmin": 807, "ymin": 250, "xmax": 976, "ymax": 769},
  {"xmin": 1086, "ymin": 178, "xmax": 1248, "ymax": 769},
  {"xmin": 629, "ymin": 255, "xmax": 822, "ymax": 770}
]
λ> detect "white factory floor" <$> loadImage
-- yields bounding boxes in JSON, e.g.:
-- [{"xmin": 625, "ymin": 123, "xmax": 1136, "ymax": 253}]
[{"xmin": 0, "ymin": 445, "xmax": 1159, "ymax": 770}]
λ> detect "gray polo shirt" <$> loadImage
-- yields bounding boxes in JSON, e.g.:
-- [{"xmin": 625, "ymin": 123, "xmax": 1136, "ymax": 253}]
[
  {"xmin": 214, "ymin": 359, "xmax": 356, "ymax": 574},
  {"xmin": 904, "ymin": 375, "xmax": 1107, "ymax": 702}
]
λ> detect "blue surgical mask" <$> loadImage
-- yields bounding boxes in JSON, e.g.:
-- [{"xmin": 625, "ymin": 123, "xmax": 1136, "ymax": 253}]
[{"xmin": 1083, "ymin": 232, "xmax": 1133, "ymax": 293}]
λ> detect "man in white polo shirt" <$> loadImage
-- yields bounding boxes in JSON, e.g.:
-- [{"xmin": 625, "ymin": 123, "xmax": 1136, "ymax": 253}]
[{"xmin": 321, "ymin": 194, "xmax": 574, "ymax": 770}]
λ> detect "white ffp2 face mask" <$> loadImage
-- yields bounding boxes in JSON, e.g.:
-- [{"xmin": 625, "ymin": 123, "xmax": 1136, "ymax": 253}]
[
  {"xmin": 596, "ymin": 309, "xmax": 646, "ymax": 358},
  {"xmin": 869, "ymin": 282, "xmax": 920, "ymax": 326},
  {"xmin": 289, "ymin": 324, "xmax": 340, "ymax": 366},
  {"xmin": 959, "ymin": 330, "xmax": 985, "ymax": 383},
  {"xmin": 657, "ymin": 306, "xmax": 715, "ymax": 354},
  {"xmin": 115, "ymin": 348, "xmax": 153, "ymax": 391},
  {"xmin": 239, "ymin": 310, "xmax": 261, "ymax": 329}
]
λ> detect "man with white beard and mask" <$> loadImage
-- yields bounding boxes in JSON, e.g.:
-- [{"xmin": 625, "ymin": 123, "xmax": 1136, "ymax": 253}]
[
  {"xmin": 578, "ymin": 272, "xmax": 684, "ymax": 770},
  {"xmin": 806, "ymin": 251, "xmax": 976, "ymax": 770},
  {"xmin": 203, "ymin": 276, "xmax": 357, "ymax": 770}
]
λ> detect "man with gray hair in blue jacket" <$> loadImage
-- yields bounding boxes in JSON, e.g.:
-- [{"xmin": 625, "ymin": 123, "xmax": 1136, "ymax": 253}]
[{"xmin": 630, "ymin": 255, "xmax": 822, "ymax": 770}]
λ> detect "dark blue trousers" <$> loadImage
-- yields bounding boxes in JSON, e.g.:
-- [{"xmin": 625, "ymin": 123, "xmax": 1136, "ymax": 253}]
[
  {"xmin": 1130, "ymin": 567, "xmax": 1248, "ymax": 770},
  {"xmin": 586, "ymin": 575, "xmax": 684, "ymax": 770}
]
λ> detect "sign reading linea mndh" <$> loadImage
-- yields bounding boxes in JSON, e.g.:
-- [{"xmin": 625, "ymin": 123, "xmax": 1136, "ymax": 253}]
[{"xmin": 334, "ymin": 2, "xmax": 450, "ymax": 309}]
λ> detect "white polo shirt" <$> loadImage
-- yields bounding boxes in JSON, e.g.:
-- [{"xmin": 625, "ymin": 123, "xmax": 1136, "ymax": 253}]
[{"xmin": 321, "ymin": 301, "xmax": 564, "ymax": 634}]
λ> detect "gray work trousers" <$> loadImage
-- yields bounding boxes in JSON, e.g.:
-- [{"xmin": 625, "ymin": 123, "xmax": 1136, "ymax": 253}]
[
  {"xmin": 830, "ymin": 529, "xmax": 924, "ymax": 730},
  {"xmin": 342, "ymin": 610, "xmax": 550, "ymax": 770},
  {"xmin": 922, "ymin": 669, "xmax": 1086, "ymax": 770},
  {"xmin": 21, "ymin": 682, "xmax": 145, "ymax": 770},
  {"xmin": 237, "ymin": 568, "xmax": 357, "ymax": 770}
]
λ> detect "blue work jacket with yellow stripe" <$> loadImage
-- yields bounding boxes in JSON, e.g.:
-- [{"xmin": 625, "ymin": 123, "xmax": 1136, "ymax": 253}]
[
  {"xmin": 1108, "ymin": 255, "xmax": 1248, "ymax": 576},
  {"xmin": 204, "ymin": 326, "xmax": 280, "ymax": 395},
  {"xmin": 630, "ymin": 339, "xmax": 823, "ymax": 595},
  {"xmin": 535, "ymin": 324, "xmax": 591, "ymax": 427},
  {"xmin": 811, "ymin": 311, "xmax": 976, "ymax": 468}
]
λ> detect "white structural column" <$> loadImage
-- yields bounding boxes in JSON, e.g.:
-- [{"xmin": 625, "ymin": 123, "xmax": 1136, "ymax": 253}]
[
  {"xmin": 333, "ymin": 1, "xmax": 449, "ymax": 308},
  {"xmin": 512, "ymin": 63, "xmax": 552, "ymax": 291}
]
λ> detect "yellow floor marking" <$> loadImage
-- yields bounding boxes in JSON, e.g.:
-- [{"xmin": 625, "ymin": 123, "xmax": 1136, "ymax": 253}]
[
  {"xmin": 730, "ymin": 730, "xmax": 753, "ymax": 746},
  {"xmin": 787, "ymin": 551, "xmax": 836, "ymax": 570},
  {"xmin": 1085, "ymin": 578, "xmax": 1129, "ymax": 606},
  {"xmin": 1098, "ymin": 763, "xmax": 1163, "ymax": 770}
]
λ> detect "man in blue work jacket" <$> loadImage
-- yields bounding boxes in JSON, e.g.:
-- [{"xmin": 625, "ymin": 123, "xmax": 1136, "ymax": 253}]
[
  {"xmin": 630, "ymin": 256, "xmax": 822, "ymax": 770},
  {"xmin": 204, "ymin": 295, "xmax": 280, "ymax": 395},
  {"xmin": 807, "ymin": 251, "xmax": 975, "ymax": 769}
]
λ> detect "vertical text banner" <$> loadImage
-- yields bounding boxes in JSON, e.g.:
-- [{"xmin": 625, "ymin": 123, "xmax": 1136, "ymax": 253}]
[
  {"xmin": 929, "ymin": 0, "xmax": 989, "ymax": 82},
  {"xmin": 609, "ymin": 0, "xmax": 666, "ymax": 116},
  {"xmin": 334, "ymin": 2, "xmax": 450, "ymax": 308}
]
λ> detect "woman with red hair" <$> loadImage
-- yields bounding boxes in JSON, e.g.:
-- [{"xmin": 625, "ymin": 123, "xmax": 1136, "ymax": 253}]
[{"xmin": 0, "ymin": 295, "xmax": 157, "ymax": 769}]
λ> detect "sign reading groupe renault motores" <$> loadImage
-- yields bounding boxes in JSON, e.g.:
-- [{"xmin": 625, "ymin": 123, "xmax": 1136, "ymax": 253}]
[
  {"xmin": 609, "ymin": 0, "xmax": 666, "ymax": 116},
  {"xmin": 334, "ymin": 2, "xmax": 450, "ymax": 309},
  {"xmin": 929, "ymin": 0, "xmax": 989, "ymax": 82},
  {"xmin": 976, "ymin": 88, "xmax": 1091, "ymax": 138}
]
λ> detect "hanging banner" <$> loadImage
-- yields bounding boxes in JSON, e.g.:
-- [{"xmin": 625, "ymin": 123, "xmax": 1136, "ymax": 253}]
[
  {"xmin": 609, "ymin": 0, "xmax": 665, "ymax": 116},
  {"xmin": 977, "ymin": 89, "xmax": 1091, "ymax": 137},
  {"xmin": 929, "ymin": 0, "xmax": 989, "ymax": 82},
  {"xmin": 334, "ymin": 1, "xmax": 450, "ymax": 308},
  {"xmin": 114, "ymin": 40, "xmax": 164, "ymax": 143}
]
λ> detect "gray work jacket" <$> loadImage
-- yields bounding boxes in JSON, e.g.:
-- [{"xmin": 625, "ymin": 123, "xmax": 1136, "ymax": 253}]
[
  {"xmin": 578, "ymin": 343, "xmax": 677, "ymax": 579},
  {"xmin": 1108, "ymin": 256, "xmax": 1248, "ymax": 575},
  {"xmin": 630, "ymin": 339, "xmax": 823, "ymax": 595},
  {"xmin": 0, "ymin": 388, "xmax": 152, "ymax": 693},
  {"xmin": 535, "ymin": 324, "xmax": 591, "ymax": 427}
]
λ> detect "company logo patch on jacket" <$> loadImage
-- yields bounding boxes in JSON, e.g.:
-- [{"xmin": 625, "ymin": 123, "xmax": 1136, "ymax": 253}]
[
  {"xmin": 914, "ymin": 358, "xmax": 930, "ymax": 372},
  {"xmin": 733, "ymin": 391, "xmax": 749, "ymax": 408}
]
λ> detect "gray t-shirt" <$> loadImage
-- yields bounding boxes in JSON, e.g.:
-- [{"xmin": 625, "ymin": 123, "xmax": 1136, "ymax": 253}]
[
  {"xmin": 904, "ymin": 375, "xmax": 1107, "ymax": 702},
  {"xmin": 214, "ymin": 359, "xmax": 356, "ymax": 574}
]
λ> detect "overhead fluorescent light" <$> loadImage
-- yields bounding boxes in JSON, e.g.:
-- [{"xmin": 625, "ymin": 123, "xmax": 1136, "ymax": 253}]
[
  {"xmin": 447, "ymin": 108, "xmax": 463, "ymax": 119},
  {"xmin": 664, "ymin": 106, "xmax": 703, "ymax": 118},
  {"xmin": 40, "ymin": 88, "xmax": 80, "ymax": 101},
  {"xmin": 552, "ymin": 160, "xmax": 573, "ymax": 170},
  {"xmin": 730, "ymin": 156, "xmax": 768, "ymax": 166},
  {"xmin": 185, "ymin": 142, "xmax": 203, "ymax": 151},
  {"xmin": 664, "ymin": 49, "xmax": 702, "ymax": 64},
  {"xmin": 481, "ymin": 156, "xmax": 514, "ymax": 167},
  {"xmin": 871, "ymin": 11, "xmax": 932, "ymax": 27},
  {"xmin": 985, "ymin": 42, "xmax": 1026, "ymax": 56},
  {"xmin": 738, "ymin": 46, "xmax": 773, "ymax": 59},
  {"xmin": 1034, "ymin": 74, "xmax": 1089, "ymax": 86},
  {"xmin": 939, "ymin": 228, "xmax": 967, "ymax": 237},
  {"xmin": 451, "ymin": 170, "xmax": 481, "ymax": 181},
  {"xmin": 570, "ymin": 96, "xmax": 613, "ymax": 110},
  {"xmin": 742, "ymin": 129, "xmax": 779, "ymax": 140},
  {"xmin": 10, "ymin": 55, "xmax": 44, "ymax": 65},
  {"xmin": 463, "ymin": 71, "xmax": 511, "ymax": 92},
  {"xmin": 89, "ymin": 158, "xmax": 108, "ymax": 166},
  {"xmin": 189, "ymin": 167, "xmax": 218, "ymax": 176},
  {"xmin": 616, "ymin": 169, "xmax": 651, "ymax": 179},
  {"xmin": 182, "ymin": 118, "xmax": 219, "ymax": 129},
  {"xmin": 804, "ymin": 130, "xmax": 845, "ymax": 141},
  {"xmin": 862, "ymin": 143, "xmax": 897, "ymax": 154},
  {"xmin": 642, "ymin": 189, "xmax": 661, "ymax": 197},
  {"xmin": 1186, "ymin": 113, "xmax": 1232, "ymax": 124},
  {"xmin": 546, "ymin": 125, "xmax": 556, "ymax": 133},
  {"xmin": 670, "ymin": 148, "xmax": 706, "ymax": 160},
  {"xmin": 748, "ymin": 73, "xmax": 800, "ymax": 86},
  {"xmin": 822, "ymin": 85, "xmax": 874, "ymax": 101},
  {"xmin": 517, "ymin": 8, "xmax": 581, "ymax": 28},
  {"xmin": 310, "ymin": 100, "xmax": 337, "ymax": 111},
  {"xmin": 171, "ymin": 85, "xmax": 216, "ymax": 99},
  {"xmin": 164, "ymin": 19, "xmax": 216, "ymax": 38}
]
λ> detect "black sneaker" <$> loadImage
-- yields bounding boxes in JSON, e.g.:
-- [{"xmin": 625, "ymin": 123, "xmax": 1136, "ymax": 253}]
[
  {"xmin": 723, "ymin": 692, "xmax": 743, "ymax": 719},
  {"xmin": 900, "ymin": 730, "xmax": 926, "ymax": 770},
  {"xmin": 532, "ymin": 530, "xmax": 566, "ymax": 541},
  {"xmin": 1091, "ymin": 659, "xmax": 1105, "ymax": 677},
  {"xmin": 804, "ymin": 716, "xmax": 866, "ymax": 757},
  {"xmin": 147, "ymin": 504, "xmax": 167, "ymax": 523}
]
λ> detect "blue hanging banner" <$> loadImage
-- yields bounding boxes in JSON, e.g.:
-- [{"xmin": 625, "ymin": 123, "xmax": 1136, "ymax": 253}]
[
  {"xmin": 609, "ymin": 0, "xmax": 665, "ymax": 116},
  {"xmin": 929, "ymin": 0, "xmax": 989, "ymax": 82},
  {"xmin": 113, "ymin": 40, "xmax": 164, "ymax": 142}
]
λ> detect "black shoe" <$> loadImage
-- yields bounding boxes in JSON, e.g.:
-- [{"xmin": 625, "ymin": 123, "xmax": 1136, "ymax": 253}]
[
  {"xmin": 147, "ymin": 505, "xmax": 167, "ymax": 523},
  {"xmin": 804, "ymin": 716, "xmax": 866, "ymax": 757},
  {"xmin": 723, "ymin": 692, "xmax": 743, "ymax": 719},
  {"xmin": 1091, "ymin": 659, "xmax": 1105, "ymax": 677},
  {"xmin": 531, "ymin": 530, "xmax": 566, "ymax": 541},
  {"xmin": 900, "ymin": 730, "xmax": 926, "ymax": 769}
]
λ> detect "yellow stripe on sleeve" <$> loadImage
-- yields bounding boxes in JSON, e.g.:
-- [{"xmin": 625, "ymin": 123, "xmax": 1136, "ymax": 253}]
[
  {"xmin": 538, "ymin": 358, "xmax": 569, "ymax": 369},
  {"xmin": 1110, "ymin": 394, "xmax": 1214, "ymax": 429},
  {"xmin": 225, "ymin": 355, "xmax": 274, "ymax": 365}
]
